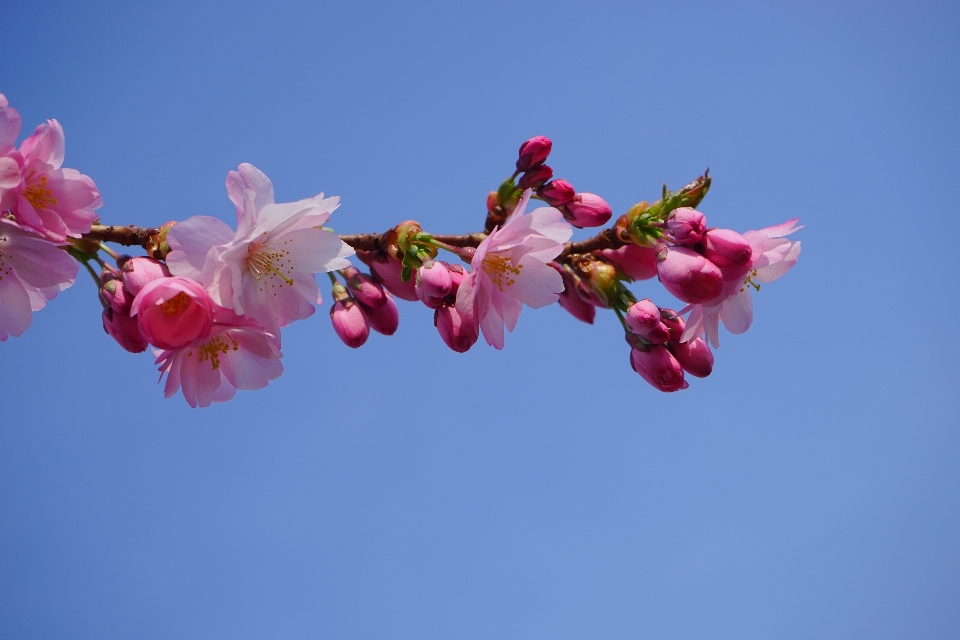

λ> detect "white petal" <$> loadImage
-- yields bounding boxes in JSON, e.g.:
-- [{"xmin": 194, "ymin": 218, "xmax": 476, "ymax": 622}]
[{"xmin": 720, "ymin": 290, "xmax": 754, "ymax": 334}]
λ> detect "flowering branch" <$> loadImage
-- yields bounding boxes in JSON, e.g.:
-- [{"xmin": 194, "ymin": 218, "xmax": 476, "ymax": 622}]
[{"xmin": 0, "ymin": 95, "xmax": 803, "ymax": 406}]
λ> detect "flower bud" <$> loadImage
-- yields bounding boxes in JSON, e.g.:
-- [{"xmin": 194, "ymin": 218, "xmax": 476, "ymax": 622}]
[
  {"xmin": 600, "ymin": 244, "xmax": 658, "ymax": 281},
  {"xmin": 516, "ymin": 135, "xmax": 552, "ymax": 171},
  {"xmin": 130, "ymin": 277, "xmax": 216, "ymax": 350},
  {"xmin": 435, "ymin": 304, "xmax": 478, "ymax": 353},
  {"xmin": 659, "ymin": 309, "xmax": 685, "ymax": 341},
  {"xmin": 699, "ymin": 228, "xmax": 752, "ymax": 268},
  {"xmin": 121, "ymin": 257, "xmax": 170, "ymax": 297},
  {"xmin": 330, "ymin": 299, "xmax": 369, "ymax": 348},
  {"xmin": 666, "ymin": 207, "xmax": 707, "ymax": 245},
  {"xmin": 366, "ymin": 291, "xmax": 399, "ymax": 336},
  {"xmin": 370, "ymin": 257, "xmax": 418, "ymax": 301},
  {"xmin": 102, "ymin": 307, "xmax": 148, "ymax": 353},
  {"xmin": 416, "ymin": 260, "xmax": 453, "ymax": 298},
  {"xmin": 486, "ymin": 191, "xmax": 499, "ymax": 213},
  {"xmin": 562, "ymin": 193, "xmax": 613, "ymax": 228},
  {"xmin": 99, "ymin": 272, "xmax": 132, "ymax": 313},
  {"xmin": 671, "ymin": 338, "xmax": 714, "ymax": 378},
  {"xmin": 343, "ymin": 266, "xmax": 387, "ymax": 308},
  {"xmin": 657, "ymin": 247, "xmax": 723, "ymax": 304},
  {"xmin": 537, "ymin": 179, "xmax": 576, "ymax": 207},
  {"xmin": 550, "ymin": 262, "xmax": 595, "ymax": 324},
  {"xmin": 625, "ymin": 300, "xmax": 670, "ymax": 344},
  {"xmin": 518, "ymin": 164, "xmax": 553, "ymax": 191},
  {"xmin": 630, "ymin": 345, "xmax": 688, "ymax": 392}
]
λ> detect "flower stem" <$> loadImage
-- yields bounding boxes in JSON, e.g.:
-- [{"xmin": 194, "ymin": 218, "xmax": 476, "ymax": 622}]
[{"xmin": 99, "ymin": 242, "xmax": 120, "ymax": 260}]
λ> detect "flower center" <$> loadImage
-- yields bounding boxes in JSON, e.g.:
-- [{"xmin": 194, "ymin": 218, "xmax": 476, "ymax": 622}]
[
  {"xmin": 740, "ymin": 269, "xmax": 760, "ymax": 293},
  {"xmin": 247, "ymin": 244, "xmax": 294, "ymax": 290},
  {"xmin": 23, "ymin": 176, "xmax": 58, "ymax": 210},
  {"xmin": 482, "ymin": 253, "xmax": 523, "ymax": 292},
  {"xmin": 161, "ymin": 292, "xmax": 191, "ymax": 316},
  {"xmin": 197, "ymin": 334, "xmax": 239, "ymax": 370}
]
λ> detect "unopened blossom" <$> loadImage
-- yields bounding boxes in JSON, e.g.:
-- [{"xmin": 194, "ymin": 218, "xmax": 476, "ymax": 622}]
[
  {"xmin": 166, "ymin": 163, "xmax": 354, "ymax": 334},
  {"xmin": 562, "ymin": 193, "xmax": 612, "ymax": 228},
  {"xmin": 518, "ymin": 164, "xmax": 553, "ymax": 191},
  {"xmin": 550, "ymin": 262, "xmax": 595, "ymax": 325},
  {"xmin": 699, "ymin": 228, "xmax": 752, "ymax": 268},
  {"xmin": 516, "ymin": 136, "xmax": 552, "ymax": 171},
  {"xmin": 538, "ymin": 179, "xmax": 576, "ymax": 207},
  {"xmin": 681, "ymin": 218, "xmax": 802, "ymax": 347},
  {"xmin": 666, "ymin": 208, "xmax": 706, "ymax": 245},
  {"xmin": 657, "ymin": 246, "xmax": 723, "ymax": 304},
  {"xmin": 130, "ymin": 277, "xmax": 216, "ymax": 350},
  {"xmin": 330, "ymin": 299, "xmax": 369, "ymax": 348},
  {"xmin": 102, "ymin": 307, "xmax": 147, "ymax": 353},
  {"xmin": 0, "ymin": 218, "xmax": 78, "ymax": 341},
  {"xmin": 456, "ymin": 190, "xmax": 572, "ymax": 349},
  {"xmin": 671, "ymin": 337, "xmax": 714, "ymax": 378},
  {"xmin": 343, "ymin": 266, "xmax": 387, "ymax": 308},
  {"xmin": 625, "ymin": 299, "xmax": 670, "ymax": 344},
  {"xmin": 155, "ymin": 308, "xmax": 283, "ymax": 408},
  {"xmin": 630, "ymin": 345, "xmax": 688, "ymax": 392},
  {"xmin": 0, "ymin": 104, "xmax": 102, "ymax": 241},
  {"xmin": 416, "ymin": 260, "xmax": 453, "ymax": 298},
  {"xmin": 120, "ymin": 256, "xmax": 170, "ymax": 296},
  {"xmin": 365, "ymin": 291, "xmax": 400, "ymax": 335},
  {"xmin": 599, "ymin": 244, "xmax": 658, "ymax": 281},
  {"xmin": 435, "ymin": 304, "xmax": 479, "ymax": 353},
  {"xmin": 368, "ymin": 255, "xmax": 418, "ymax": 301}
]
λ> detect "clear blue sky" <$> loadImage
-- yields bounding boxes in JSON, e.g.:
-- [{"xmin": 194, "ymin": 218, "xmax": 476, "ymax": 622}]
[{"xmin": 3, "ymin": 1, "xmax": 959, "ymax": 637}]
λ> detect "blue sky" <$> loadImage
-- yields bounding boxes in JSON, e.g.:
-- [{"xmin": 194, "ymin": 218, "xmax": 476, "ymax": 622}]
[{"xmin": 2, "ymin": 1, "xmax": 959, "ymax": 637}]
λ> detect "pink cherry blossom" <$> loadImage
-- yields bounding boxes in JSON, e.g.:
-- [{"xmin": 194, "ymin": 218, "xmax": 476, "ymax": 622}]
[
  {"xmin": 455, "ymin": 190, "xmax": 572, "ymax": 349},
  {"xmin": 681, "ymin": 218, "xmax": 802, "ymax": 347},
  {"xmin": 165, "ymin": 163, "xmax": 354, "ymax": 334},
  {"xmin": 130, "ymin": 276, "xmax": 216, "ymax": 350},
  {"xmin": 0, "ymin": 104, "xmax": 102, "ymax": 242},
  {"xmin": 155, "ymin": 308, "xmax": 283, "ymax": 408},
  {"xmin": 0, "ymin": 218, "xmax": 78, "ymax": 341}
]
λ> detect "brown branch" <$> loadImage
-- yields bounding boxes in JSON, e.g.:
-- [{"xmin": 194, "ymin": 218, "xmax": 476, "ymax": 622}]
[{"xmin": 85, "ymin": 224, "xmax": 160, "ymax": 247}]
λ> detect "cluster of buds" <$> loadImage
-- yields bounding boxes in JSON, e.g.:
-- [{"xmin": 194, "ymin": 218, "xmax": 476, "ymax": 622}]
[{"xmin": 1, "ymin": 90, "xmax": 803, "ymax": 406}]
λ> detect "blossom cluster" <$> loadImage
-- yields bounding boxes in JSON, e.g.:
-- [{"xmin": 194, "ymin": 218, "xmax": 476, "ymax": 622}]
[{"xmin": 0, "ymin": 93, "xmax": 802, "ymax": 406}]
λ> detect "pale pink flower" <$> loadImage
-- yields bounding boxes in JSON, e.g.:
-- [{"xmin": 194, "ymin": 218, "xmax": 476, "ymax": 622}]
[
  {"xmin": 455, "ymin": 190, "xmax": 572, "ymax": 348},
  {"xmin": 155, "ymin": 308, "xmax": 283, "ymax": 408},
  {"xmin": 0, "ymin": 218, "xmax": 78, "ymax": 341},
  {"xmin": 681, "ymin": 218, "xmax": 802, "ymax": 347},
  {"xmin": 0, "ymin": 107, "xmax": 102, "ymax": 242},
  {"xmin": 166, "ymin": 163, "xmax": 354, "ymax": 334}
]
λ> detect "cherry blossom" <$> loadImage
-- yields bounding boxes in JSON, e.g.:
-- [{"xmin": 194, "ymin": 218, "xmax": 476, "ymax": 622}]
[
  {"xmin": 456, "ymin": 190, "xmax": 572, "ymax": 348},
  {"xmin": 166, "ymin": 163, "xmax": 354, "ymax": 334},
  {"xmin": 0, "ymin": 218, "xmax": 78, "ymax": 341},
  {"xmin": 680, "ymin": 218, "xmax": 802, "ymax": 347}
]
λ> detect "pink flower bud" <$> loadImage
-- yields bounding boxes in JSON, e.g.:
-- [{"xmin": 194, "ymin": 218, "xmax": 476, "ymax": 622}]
[
  {"xmin": 99, "ymin": 273, "xmax": 132, "ymax": 313},
  {"xmin": 630, "ymin": 345, "xmax": 689, "ymax": 392},
  {"xmin": 370, "ymin": 256, "xmax": 418, "ymax": 301},
  {"xmin": 366, "ymin": 291, "xmax": 399, "ymax": 336},
  {"xmin": 120, "ymin": 257, "xmax": 170, "ymax": 297},
  {"xmin": 416, "ymin": 260, "xmax": 453, "ymax": 298},
  {"xmin": 130, "ymin": 277, "xmax": 216, "ymax": 350},
  {"xmin": 435, "ymin": 305, "xmax": 478, "ymax": 353},
  {"xmin": 518, "ymin": 164, "xmax": 553, "ymax": 191},
  {"xmin": 625, "ymin": 299, "xmax": 660, "ymax": 333},
  {"xmin": 550, "ymin": 262, "xmax": 595, "ymax": 324},
  {"xmin": 516, "ymin": 135, "xmax": 552, "ymax": 171},
  {"xmin": 599, "ymin": 244, "xmax": 658, "ymax": 281},
  {"xmin": 537, "ymin": 179, "xmax": 576, "ymax": 206},
  {"xmin": 659, "ymin": 309, "xmax": 685, "ymax": 341},
  {"xmin": 671, "ymin": 338, "xmax": 714, "ymax": 378},
  {"xmin": 666, "ymin": 208, "xmax": 707, "ymax": 245},
  {"xmin": 562, "ymin": 193, "xmax": 613, "ymax": 228},
  {"xmin": 102, "ymin": 307, "xmax": 148, "ymax": 353},
  {"xmin": 699, "ymin": 228, "xmax": 752, "ymax": 268},
  {"xmin": 657, "ymin": 247, "xmax": 723, "ymax": 304},
  {"xmin": 343, "ymin": 266, "xmax": 387, "ymax": 308},
  {"xmin": 330, "ymin": 300, "xmax": 369, "ymax": 348}
]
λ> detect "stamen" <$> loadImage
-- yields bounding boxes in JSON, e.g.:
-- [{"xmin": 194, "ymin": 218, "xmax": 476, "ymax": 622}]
[
  {"xmin": 197, "ymin": 334, "xmax": 240, "ymax": 370},
  {"xmin": 482, "ymin": 253, "xmax": 523, "ymax": 292},
  {"xmin": 161, "ymin": 292, "xmax": 192, "ymax": 315},
  {"xmin": 247, "ymin": 245, "xmax": 295, "ymax": 287},
  {"xmin": 23, "ymin": 176, "xmax": 58, "ymax": 209}
]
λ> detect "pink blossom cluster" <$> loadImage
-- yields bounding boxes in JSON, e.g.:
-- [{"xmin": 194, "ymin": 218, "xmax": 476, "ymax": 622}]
[{"xmin": 0, "ymin": 94, "xmax": 102, "ymax": 341}]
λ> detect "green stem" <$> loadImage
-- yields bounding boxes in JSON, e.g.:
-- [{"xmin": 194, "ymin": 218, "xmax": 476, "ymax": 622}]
[
  {"xmin": 99, "ymin": 242, "xmax": 120, "ymax": 260},
  {"xmin": 79, "ymin": 258, "xmax": 100, "ymax": 287}
]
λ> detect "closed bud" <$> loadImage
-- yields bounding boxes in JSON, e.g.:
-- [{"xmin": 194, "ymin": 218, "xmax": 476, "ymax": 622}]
[
  {"xmin": 600, "ymin": 244, "xmax": 658, "ymax": 281},
  {"xmin": 330, "ymin": 300, "xmax": 369, "ymax": 348},
  {"xmin": 630, "ymin": 345, "xmax": 689, "ymax": 392},
  {"xmin": 99, "ymin": 272, "xmax": 132, "ymax": 313},
  {"xmin": 518, "ymin": 164, "xmax": 554, "ymax": 191},
  {"xmin": 659, "ymin": 309, "xmax": 685, "ymax": 341},
  {"xmin": 366, "ymin": 292, "xmax": 399, "ymax": 336},
  {"xmin": 625, "ymin": 299, "xmax": 660, "ymax": 333},
  {"xmin": 537, "ymin": 179, "xmax": 576, "ymax": 206},
  {"xmin": 370, "ymin": 257, "xmax": 419, "ymax": 301},
  {"xmin": 102, "ymin": 307, "xmax": 148, "ymax": 353},
  {"xmin": 562, "ymin": 193, "xmax": 613, "ymax": 228},
  {"xmin": 121, "ymin": 257, "xmax": 170, "ymax": 297},
  {"xmin": 657, "ymin": 247, "xmax": 723, "ymax": 304},
  {"xmin": 585, "ymin": 260, "xmax": 619, "ymax": 307},
  {"xmin": 516, "ymin": 135, "xmax": 552, "ymax": 171},
  {"xmin": 416, "ymin": 260, "xmax": 453, "ymax": 298},
  {"xmin": 671, "ymin": 338, "xmax": 714, "ymax": 378},
  {"xmin": 343, "ymin": 266, "xmax": 387, "ymax": 308},
  {"xmin": 699, "ymin": 228, "xmax": 752, "ymax": 268},
  {"xmin": 435, "ymin": 304, "xmax": 479, "ymax": 353},
  {"xmin": 666, "ymin": 208, "xmax": 707, "ymax": 245},
  {"xmin": 550, "ymin": 262, "xmax": 595, "ymax": 324}
]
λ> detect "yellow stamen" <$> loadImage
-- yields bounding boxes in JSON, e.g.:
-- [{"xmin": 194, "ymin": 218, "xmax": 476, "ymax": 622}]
[
  {"xmin": 161, "ymin": 292, "xmax": 192, "ymax": 315},
  {"xmin": 197, "ymin": 334, "xmax": 240, "ymax": 370},
  {"xmin": 482, "ymin": 253, "xmax": 523, "ymax": 292},
  {"xmin": 248, "ymin": 243, "xmax": 295, "ymax": 287},
  {"xmin": 740, "ymin": 269, "xmax": 760, "ymax": 293},
  {"xmin": 23, "ymin": 176, "xmax": 58, "ymax": 209}
]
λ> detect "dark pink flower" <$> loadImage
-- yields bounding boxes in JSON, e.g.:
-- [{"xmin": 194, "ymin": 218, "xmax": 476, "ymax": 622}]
[
  {"xmin": 666, "ymin": 208, "xmax": 706, "ymax": 245},
  {"xmin": 657, "ymin": 247, "xmax": 723, "ymax": 304},
  {"xmin": 370, "ymin": 256, "xmax": 418, "ymax": 301},
  {"xmin": 671, "ymin": 338, "xmax": 714, "ymax": 378},
  {"xmin": 599, "ymin": 244, "xmax": 658, "ymax": 281},
  {"xmin": 102, "ymin": 307, "xmax": 148, "ymax": 353},
  {"xmin": 330, "ymin": 299, "xmax": 369, "ymax": 348},
  {"xmin": 698, "ymin": 228, "xmax": 752, "ymax": 268},
  {"xmin": 537, "ymin": 180, "xmax": 576, "ymax": 207},
  {"xmin": 516, "ymin": 136, "xmax": 552, "ymax": 171},
  {"xmin": 435, "ymin": 304, "xmax": 479, "ymax": 353},
  {"xmin": 365, "ymin": 291, "xmax": 399, "ymax": 335},
  {"xmin": 562, "ymin": 193, "xmax": 612, "ymax": 228},
  {"xmin": 518, "ymin": 164, "xmax": 553, "ymax": 191},
  {"xmin": 130, "ymin": 277, "xmax": 216, "ymax": 350}
]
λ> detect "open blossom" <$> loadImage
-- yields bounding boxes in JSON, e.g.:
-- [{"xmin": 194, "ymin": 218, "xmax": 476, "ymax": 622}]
[
  {"xmin": 0, "ymin": 95, "xmax": 102, "ymax": 242},
  {"xmin": 456, "ymin": 189, "xmax": 572, "ymax": 349},
  {"xmin": 130, "ymin": 277, "xmax": 216, "ymax": 350},
  {"xmin": 166, "ymin": 163, "xmax": 354, "ymax": 334},
  {"xmin": 681, "ymin": 218, "xmax": 802, "ymax": 347},
  {"xmin": 155, "ymin": 307, "xmax": 283, "ymax": 408},
  {"xmin": 0, "ymin": 218, "xmax": 78, "ymax": 341}
]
